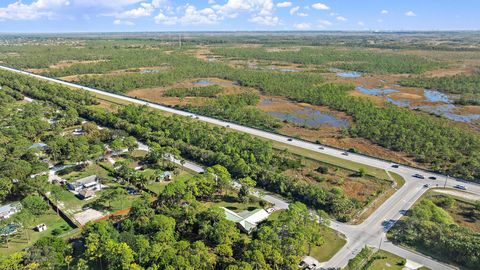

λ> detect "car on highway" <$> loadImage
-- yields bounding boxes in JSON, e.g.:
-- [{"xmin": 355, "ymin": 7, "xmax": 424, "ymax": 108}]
[
  {"xmin": 342, "ymin": 152, "xmax": 349, "ymax": 156},
  {"xmin": 391, "ymin": 164, "xmax": 399, "ymax": 168},
  {"xmin": 318, "ymin": 146, "xmax": 324, "ymax": 150},
  {"xmin": 454, "ymin": 185, "xmax": 467, "ymax": 190},
  {"xmin": 428, "ymin": 176, "xmax": 437, "ymax": 180},
  {"xmin": 412, "ymin": 174, "xmax": 425, "ymax": 179},
  {"xmin": 423, "ymin": 184, "xmax": 430, "ymax": 188},
  {"xmin": 266, "ymin": 208, "xmax": 275, "ymax": 214},
  {"xmin": 287, "ymin": 138, "xmax": 293, "ymax": 141}
]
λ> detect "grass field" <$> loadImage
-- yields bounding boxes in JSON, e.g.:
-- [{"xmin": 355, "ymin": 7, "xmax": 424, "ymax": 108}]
[
  {"xmin": 0, "ymin": 210, "xmax": 73, "ymax": 256},
  {"xmin": 366, "ymin": 250, "xmax": 406, "ymax": 270},
  {"xmin": 60, "ymin": 163, "xmax": 114, "ymax": 182},
  {"xmin": 270, "ymin": 140, "xmax": 390, "ymax": 180},
  {"xmin": 308, "ymin": 226, "xmax": 347, "ymax": 262},
  {"xmin": 145, "ymin": 170, "xmax": 194, "ymax": 195}
]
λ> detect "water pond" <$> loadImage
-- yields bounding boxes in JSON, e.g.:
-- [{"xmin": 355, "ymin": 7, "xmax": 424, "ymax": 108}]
[
  {"xmin": 356, "ymin": 86, "xmax": 398, "ymax": 96},
  {"xmin": 337, "ymin": 71, "xmax": 363, "ymax": 78},
  {"xmin": 268, "ymin": 108, "xmax": 349, "ymax": 128}
]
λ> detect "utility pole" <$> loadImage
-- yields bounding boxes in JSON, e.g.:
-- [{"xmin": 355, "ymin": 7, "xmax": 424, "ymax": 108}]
[
  {"xmin": 444, "ymin": 174, "xmax": 448, "ymax": 188},
  {"xmin": 378, "ymin": 236, "xmax": 383, "ymax": 250}
]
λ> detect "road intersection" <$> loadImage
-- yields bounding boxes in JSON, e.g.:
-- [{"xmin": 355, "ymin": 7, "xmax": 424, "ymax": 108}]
[{"xmin": 3, "ymin": 65, "xmax": 479, "ymax": 269}]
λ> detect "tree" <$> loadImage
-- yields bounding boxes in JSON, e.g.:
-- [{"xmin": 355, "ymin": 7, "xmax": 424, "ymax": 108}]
[
  {"xmin": 238, "ymin": 176, "xmax": 256, "ymax": 203},
  {"xmin": 207, "ymin": 165, "xmax": 232, "ymax": 195},
  {"xmin": 0, "ymin": 178, "xmax": 13, "ymax": 202},
  {"xmin": 21, "ymin": 195, "xmax": 49, "ymax": 216},
  {"xmin": 124, "ymin": 136, "xmax": 138, "ymax": 152}
]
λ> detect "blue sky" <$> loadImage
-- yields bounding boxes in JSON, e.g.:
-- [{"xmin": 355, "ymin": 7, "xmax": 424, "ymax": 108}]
[{"xmin": 0, "ymin": 0, "xmax": 478, "ymax": 32}]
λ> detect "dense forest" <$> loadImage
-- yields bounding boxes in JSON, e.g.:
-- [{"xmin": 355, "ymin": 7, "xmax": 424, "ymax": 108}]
[
  {"xmin": 211, "ymin": 47, "xmax": 440, "ymax": 74},
  {"xmin": 183, "ymin": 92, "xmax": 282, "ymax": 131},
  {"xmin": 389, "ymin": 198, "xmax": 480, "ymax": 269}
]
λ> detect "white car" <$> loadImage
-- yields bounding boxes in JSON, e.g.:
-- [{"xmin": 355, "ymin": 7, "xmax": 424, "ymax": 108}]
[{"xmin": 266, "ymin": 208, "xmax": 275, "ymax": 214}]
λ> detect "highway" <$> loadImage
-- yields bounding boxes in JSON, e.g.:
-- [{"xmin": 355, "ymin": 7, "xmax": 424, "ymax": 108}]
[{"xmin": 2, "ymin": 65, "xmax": 479, "ymax": 269}]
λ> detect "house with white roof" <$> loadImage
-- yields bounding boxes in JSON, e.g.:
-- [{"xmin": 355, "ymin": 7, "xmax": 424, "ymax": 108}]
[
  {"xmin": 222, "ymin": 207, "xmax": 270, "ymax": 234},
  {"xmin": 67, "ymin": 175, "xmax": 99, "ymax": 191},
  {"xmin": 0, "ymin": 202, "xmax": 22, "ymax": 220}
]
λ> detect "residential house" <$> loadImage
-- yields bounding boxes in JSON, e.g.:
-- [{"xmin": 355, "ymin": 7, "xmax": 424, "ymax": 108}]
[
  {"xmin": 67, "ymin": 175, "xmax": 99, "ymax": 191},
  {"xmin": 0, "ymin": 202, "xmax": 22, "ymax": 220},
  {"xmin": 222, "ymin": 207, "xmax": 270, "ymax": 234}
]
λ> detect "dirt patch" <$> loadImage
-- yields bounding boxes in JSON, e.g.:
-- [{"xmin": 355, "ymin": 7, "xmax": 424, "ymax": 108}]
[
  {"xmin": 74, "ymin": 209, "xmax": 105, "ymax": 225},
  {"xmin": 388, "ymin": 92, "xmax": 423, "ymax": 100},
  {"xmin": 50, "ymin": 59, "xmax": 106, "ymax": 69}
]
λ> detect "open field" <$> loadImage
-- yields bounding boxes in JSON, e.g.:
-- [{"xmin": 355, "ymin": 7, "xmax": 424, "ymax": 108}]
[{"xmin": 0, "ymin": 210, "xmax": 73, "ymax": 256}]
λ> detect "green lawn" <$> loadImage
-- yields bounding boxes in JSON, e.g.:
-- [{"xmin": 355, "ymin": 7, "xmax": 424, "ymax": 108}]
[
  {"xmin": 146, "ymin": 170, "xmax": 194, "ymax": 195},
  {"xmin": 366, "ymin": 250, "xmax": 406, "ymax": 270},
  {"xmin": 309, "ymin": 226, "xmax": 347, "ymax": 262},
  {"xmin": 61, "ymin": 163, "xmax": 114, "ymax": 182},
  {"xmin": 0, "ymin": 210, "xmax": 73, "ymax": 256},
  {"xmin": 270, "ymin": 140, "xmax": 390, "ymax": 180},
  {"xmin": 389, "ymin": 172, "xmax": 405, "ymax": 188}
]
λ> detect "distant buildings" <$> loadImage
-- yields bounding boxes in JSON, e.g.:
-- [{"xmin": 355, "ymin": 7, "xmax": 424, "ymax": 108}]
[
  {"xmin": 0, "ymin": 202, "xmax": 22, "ymax": 220},
  {"xmin": 222, "ymin": 207, "xmax": 270, "ymax": 234}
]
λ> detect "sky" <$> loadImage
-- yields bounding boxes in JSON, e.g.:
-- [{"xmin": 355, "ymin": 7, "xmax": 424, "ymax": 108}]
[{"xmin": 0, "ymin": 0, "xmax": 478, "ymax": 32}]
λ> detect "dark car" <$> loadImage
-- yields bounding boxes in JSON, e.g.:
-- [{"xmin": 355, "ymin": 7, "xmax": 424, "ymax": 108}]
[
  {"xmin": 413, "ymin": 174, "xmax": 425, "ymax": 179},
  {"xmin": 319, "ymin": 146, "xmax": 324, "ymax": 150},
  {"xmin": 454, "ymin": 185, "xmax": 467, "ymax": 190},
  {"xmin": 342, "ymin": 152, "xmax": 349, "ymax": 156},
  {"xmin": 391, "ymin": 164, "xmax": 399, "ymax": 168},
  {"xmin": 428, "ymin": 176, "xmax": 437, "ymax": 180},
  {"xmin": 287, "ymin": 138, "xmax": 293, "ymax": 142}
]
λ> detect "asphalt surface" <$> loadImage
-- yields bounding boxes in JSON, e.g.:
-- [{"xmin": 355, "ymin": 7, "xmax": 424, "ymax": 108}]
[{"xmin": 3, "ymin": 65, "xmax": 479, "ymax": 269}]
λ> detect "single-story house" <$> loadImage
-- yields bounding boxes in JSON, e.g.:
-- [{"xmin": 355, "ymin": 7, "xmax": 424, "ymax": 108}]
[
  {"xmin": 222, "ymin": 207, "xmax": 270, "ymax": 234},
  {"xmin": 35, "ymin": 223, "xmax": 47, "ymax": 232},
  {"xmin": 67, "ymin": 175, "xmax": 99, "ymax": 191},
  {"xmin": 0, "ymin": 202, "xmax": 22, "ymax": 220}
]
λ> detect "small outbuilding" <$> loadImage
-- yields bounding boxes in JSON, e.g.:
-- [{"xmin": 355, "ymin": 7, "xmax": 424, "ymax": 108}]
[{"xmin": 35, "ymin": 223, "xmax": 47, "ymax": 232}]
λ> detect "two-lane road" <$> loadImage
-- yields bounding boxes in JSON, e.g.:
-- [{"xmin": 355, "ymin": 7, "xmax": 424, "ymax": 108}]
[{"xmin": 2, "ymin": 65, "xmax": 478, "ymax": 269}]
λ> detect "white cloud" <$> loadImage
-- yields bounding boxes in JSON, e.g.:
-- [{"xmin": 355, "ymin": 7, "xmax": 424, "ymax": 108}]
[
  {"xmin": 381, "ymin": 10, "xmax": 388, "ymax": 15},
  {"xmin": 154, "ymin": 12, "xmax": 178, "ymax": 25},
  {"xmin": 0, "ymin": 0, "xmax": 70, "ymax": 20},
  {"xmin": 277, "ymin": 1, "xmax": 292, "ymax": 8},
  {"xmin": 318, "ymin": 19, "xmax": 331, "ymax": 28},
  {"xmin": 114, "ymin": 19, "xmax": 134, "ymax": 25},
  {"xmin": 294, "ymin": 23, "xmax": 311, "ymax": 30},
  {"xmin": 289, "ymin": 6, "xmax": 299, "ymax": 15},
  {"xmin": 115, "ymin": 3, "xmax": 154, "ymax": 19},
  {"xmin": 155, "ymin": 5, "xmax": 221, "ymax": 25},
  {"xmin": 405, "ymin": 11, "xmax": 416, "ymax": 17},
  {"xmin": 312, "ymin": 3, "xmax": 329, "ymax": 10},
  {"xmin": 249, "ymin": 15, "xmax": 279, "ymax": 26},
  {"xmin": 357, "ymin": 21, "xmax": 365, "ymax": 26},
  {"xmin": 336, "ymin": 16, "xmax": 347, "ymax": 21},
  {"xmin": 298, "ymin": 12, "xmax": 308, "ymax": 17}
]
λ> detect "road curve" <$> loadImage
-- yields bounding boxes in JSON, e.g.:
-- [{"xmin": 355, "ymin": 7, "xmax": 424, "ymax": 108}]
[{"xmin": 1, "ymin": 65, "xmax": 478, "ymax": 269}]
